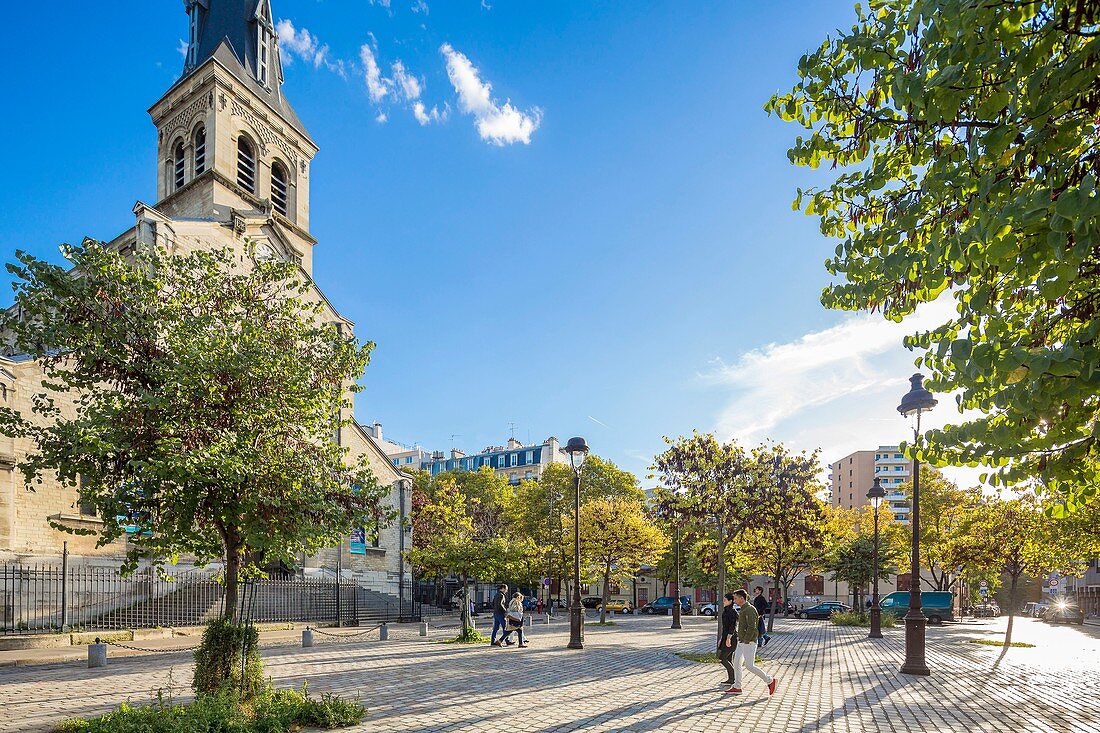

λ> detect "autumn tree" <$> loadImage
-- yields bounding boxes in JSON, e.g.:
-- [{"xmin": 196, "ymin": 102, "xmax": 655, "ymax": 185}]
[
  {"xmin": 0, "ymin": 241, "xmax": 389, "ymax": 623},
  {"xmin": 951, "ymin": 495, "xmax": 1091, "ymax": 660},
  {"xmin": 899, "ymin": 466, "xmax": 978, "ymax": 590},
  {"xmin": 824, "ymin": 504, "xmax": 908, "ymax": 610},
  {"xmin": 573, "ymin": 498, "xmax": 669, "ymax": 623},
  {"xmin": 767, "ymin": 1, "xmax": 1100, "ymax": 513}
]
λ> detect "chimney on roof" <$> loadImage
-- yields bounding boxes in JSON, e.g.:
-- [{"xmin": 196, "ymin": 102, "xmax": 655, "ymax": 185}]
[
  {"xmin": 507, "ymin": 437, "xmax": 523, "ymax": 449},
  {"xmin": 451, "ymin": 449, "xmax": 466, "ymax": 459},
  {"xmin": 371, "ymin": 422, "xmax": 383, "ymax": 442}
]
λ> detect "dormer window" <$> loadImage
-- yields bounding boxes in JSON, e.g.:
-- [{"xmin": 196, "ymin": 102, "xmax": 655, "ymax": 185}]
[
  {"xmin": 237, "ymin": 137, "xmax": 256, "ymax": 193},
  {"xmin": 193, "ymin": 126, "xmax": 206, "ymax": 175},
  {"xmin": 186, "ymin": 3, "xmax": 199, "ymax": 68},
  {"xmin": 173, "ymin": 141, "xmax": 185, "ymax": 190},
  {"xmin": 257, "ymin": 25, "xmax": 271, "ymax": 86},
  {"xmin": 271, "ymin": 161, "xmax": 288, "ymax": 216}
]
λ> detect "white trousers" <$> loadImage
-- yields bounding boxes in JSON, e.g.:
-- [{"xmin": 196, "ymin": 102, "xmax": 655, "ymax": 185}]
[{"xmin": 733, "ymin": 641, "xmax": 772, "ymax": 688}]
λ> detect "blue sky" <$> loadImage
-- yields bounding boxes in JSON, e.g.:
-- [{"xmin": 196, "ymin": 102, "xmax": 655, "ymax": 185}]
[{"xmin": 0, "ymin": 1, "xmax": 974, "ymax": 486}]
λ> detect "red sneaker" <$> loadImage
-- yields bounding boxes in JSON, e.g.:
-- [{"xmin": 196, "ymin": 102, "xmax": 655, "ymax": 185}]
[
  {"xmin": 768, "ymin": 678, "xmax": 778, "ymax": 696},
  {"xmin": 724, "ymin": 686, "xmax": 742, "ymax": 694}
]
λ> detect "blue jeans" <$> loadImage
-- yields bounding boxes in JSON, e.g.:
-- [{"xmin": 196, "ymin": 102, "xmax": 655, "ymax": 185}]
[
  {"xmin": 758, "ymin": 617, "xmax": 769, "ymax": 638},
  {"xmin": 492, "ymin": 613, "xmax": 507, "ymax": 642}
]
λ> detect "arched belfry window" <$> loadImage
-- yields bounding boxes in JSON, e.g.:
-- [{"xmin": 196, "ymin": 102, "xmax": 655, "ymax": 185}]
[
  {"xmin": 173, "ymin": 141, "xmax": 186, "ymax": 191},
  {"xmin": 193, "ymin": 126, "xmax": 206, "ymax": 176},
  {"xmin": 271, "ymin": 161, "xmax": 289, "ymax": 216},
  {"xmin": 237, "ymin": 137, "xmax": 256, "ymax": 194}
]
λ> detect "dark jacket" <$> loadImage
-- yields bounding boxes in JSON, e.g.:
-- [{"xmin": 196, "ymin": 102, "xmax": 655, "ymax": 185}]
[
  {"xmin": 492, "ymin": 590, "xmax": 508, "ymax": 616},
  {"xmin": 718, "ymin": 603, "xmax": 739, "ymax": 648},
  {"xmin": 752, "ymin": 594, "xmax": 769, "ymax": 617}
]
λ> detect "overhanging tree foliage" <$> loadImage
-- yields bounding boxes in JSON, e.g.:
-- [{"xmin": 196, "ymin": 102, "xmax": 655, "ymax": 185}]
[
  {"xmin": 0, "ymin": 241, "xmax": 389, "ymax": 619},
  {"xmin": 767, "ymin": 1, "xmax": 1100, "ymax": 513}
]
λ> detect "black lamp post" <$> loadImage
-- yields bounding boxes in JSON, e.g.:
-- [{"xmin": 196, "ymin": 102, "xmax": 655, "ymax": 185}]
[
  {"xmin": 671, "ymin": 521, "xmax": 682, "ymax": 630},
  {"xmin": 867, "ymin": 476, "xmax": 886, "ymax": 639},
  {"xmin": 897, "ymin": 373, "xmax": 937, "ymax": 675},
  {"xmin": 564, "ymin": 436, "xmax": 589, "ymax": 650}
]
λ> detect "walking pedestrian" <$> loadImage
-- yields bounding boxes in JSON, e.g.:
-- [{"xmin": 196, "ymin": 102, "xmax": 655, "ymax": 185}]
[
  {"xmin": 490, "ymin": 583, "xmax": 512, "ymax": 646},
  {"xmin": 726, "ymin": 589, "xmax": 777, "ymax": 696},
  {"xmin": 752, "ymin": 586, "xmax": 772, "ymax": 648},
  {"xmin": 717, "ymin": 592, "xmax": 739, "ymax": 686},
  {"xmin": 500, "ymin": 592, "xmax": 530, "ymax": 648},
  {"xmin": 536, "ymin": 598, "xmax": 544, "ymax": 616}
]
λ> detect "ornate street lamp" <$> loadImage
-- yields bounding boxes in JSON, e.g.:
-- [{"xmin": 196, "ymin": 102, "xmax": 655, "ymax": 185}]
[
  {"xmin": 564, "ymin": 436, "xmax": 589, "ymax": 650},
  {"xmin": 867, "ymin": 476, "xmax": 886, "ymax": 639},
  {"xmin": 897, "ymin": 373, "xmax": 937, "ymax": 675}
]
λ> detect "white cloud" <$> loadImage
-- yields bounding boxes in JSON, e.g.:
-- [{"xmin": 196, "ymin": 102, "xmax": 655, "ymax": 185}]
[
  {"xmin": 703, "ymin": 297, "xmax": 988, "ymax": 487},
  {"xmin": 359, "ymin": 43, "xmax": 392, "ymax": 102},
  {"xmin": 411, "ymin": 0, "xmax": 429, "ymax": 14},
  {"xmin": 440, "ymin": 43, "xmax": 541, "ymax": 146},
  {"xmin": 376, "ymin": 111, "xmax": 389, "ymax": 124},
  {"xmin": 177, "ymin": 39, "xmax": 189, "ymax": 57},
  {"xmin": 391, "ymin": 60, "xmax": 421, "ymax": 101},
  {"xmin": 277, "ymin": 20, "xmax": 348, "ymax": 77},
  {"xmin": 369, "ymin": 0, "xmax": 392, "ymax": 7}
]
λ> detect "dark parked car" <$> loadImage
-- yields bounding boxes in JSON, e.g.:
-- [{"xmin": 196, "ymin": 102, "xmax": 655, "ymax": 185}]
[
  {"xmin": 641, "ymin": 596, "xmax": 691, "ymax": 615},
  {"xmin": 972, "ymin": 602, "xmax": 999, "ymax": 618},
  {"xmin": 581, "ymin": 596, "xmax": 603, "ymax": 609},
  {"xmin": 796, "ymin": 602, "xmax": 851, "ymax": 620},
  {"xmin": 1044, "ymin": 601, "xmax": 1085, "ymax": 625}
]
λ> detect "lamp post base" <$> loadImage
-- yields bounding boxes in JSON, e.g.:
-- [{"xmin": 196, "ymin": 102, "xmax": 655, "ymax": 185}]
[
  {"xmin": 671, "ymin": 607, "xmax": 682, "ymax": 630},
  {"xmin": 568, "ymin": 605, "xmax": 585, "ymax": 649},
  {"xmin": 899, "ymin": 612, "xmax": 929, "ymax": 675},
  {"xmin": 869, "ymin": 607, "xmax": 882, "ymax": 639}
]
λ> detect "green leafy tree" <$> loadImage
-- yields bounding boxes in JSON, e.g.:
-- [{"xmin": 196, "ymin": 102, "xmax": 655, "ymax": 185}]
[
  {"xmin": 824, "ymin": 504, "xmax": 908, "ymax": 609},
  {"xmin": 573, "ymin": 497, "xmax": 669, "ymax": 623},
  {"xmin": 951, "ymin": 495, "xmax": 1091, "ymax": 660},
  {"xmin": 898, "ymin": 466, "xmax": 978, "ymax": 590},
  {"xmin": 766, "ymin": 0, "xmax": 1100, "ymax": 513},
  {"xmin": 0, "ymin": 241, "xmax": 388, "ymax": 621}
]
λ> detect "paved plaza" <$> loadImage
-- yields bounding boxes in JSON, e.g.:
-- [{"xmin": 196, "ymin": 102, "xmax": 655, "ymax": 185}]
[{"xmin": 0, "ymin": 615, "xmax": 1097, "ymax": 732}]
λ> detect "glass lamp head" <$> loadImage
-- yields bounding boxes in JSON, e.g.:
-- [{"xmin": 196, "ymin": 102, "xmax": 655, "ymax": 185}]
[
  {"xmin": 867, "ymin": 476, "xmax": 885, "ymax": 509},
  {"xmin": 565, "ymin": 436, "xmax": 589, "ymax": 471},
  {"xmin": 898, "ymin": 373, "xmax": 938, "ymax": 417}
]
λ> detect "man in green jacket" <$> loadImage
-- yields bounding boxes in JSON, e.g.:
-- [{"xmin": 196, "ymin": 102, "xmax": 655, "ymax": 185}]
[{"xmin": 725, "ymin": 589, "xmax": 778, "ymax": 696}]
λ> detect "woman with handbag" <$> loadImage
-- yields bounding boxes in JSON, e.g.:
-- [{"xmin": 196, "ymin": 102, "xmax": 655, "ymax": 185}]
[{"xmin": 500, "ymin": 592, "xmax": 529, "ymax": 648}]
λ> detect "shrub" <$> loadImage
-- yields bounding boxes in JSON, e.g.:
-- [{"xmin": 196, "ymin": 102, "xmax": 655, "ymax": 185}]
[
  {"xmin": 54, "ymin": 685, "xmax": 365, "ymax": 733},
  {"xmin": 831, "ymin": 611, "xmax": 899, "ymax": 628},
  {"xmin": 445, "ymin": 628, "xmax": 490, "ymax": 644},
  {"xmin": 192, "ymin": 618, "xmax": 264, "ymax": 697}
]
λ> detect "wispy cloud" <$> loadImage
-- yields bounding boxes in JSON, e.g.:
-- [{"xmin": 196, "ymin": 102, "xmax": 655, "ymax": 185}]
[
  {"xmin": 358, "ymin": 43, "xmax": 392, "ymax": 103},
  {"xmin": 703, "ymin": 298, "xmax": 985, "ymax": 487},
  {"xmin": 411, "ymin": 0, "xmax": 429, "ymax": 14},
  {"xmin": 277, "ymin": 20, "xmax": 347, "ymax": 76},
  {"xmin": 177, "ymin": 39, "xmax": 189, "ymax": 58},
  {"xmin": 440, "ymin": 43, "xmax": 542, "ymax": 146},
  {"xmin": 588, "ymin": 416, "xmax": 610, "ymax": 429}
]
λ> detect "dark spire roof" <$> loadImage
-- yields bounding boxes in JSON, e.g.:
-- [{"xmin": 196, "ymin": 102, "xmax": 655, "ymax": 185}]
[{"xmin": 176, "ymin": 0, "xmax": 309, "ymax": 138}]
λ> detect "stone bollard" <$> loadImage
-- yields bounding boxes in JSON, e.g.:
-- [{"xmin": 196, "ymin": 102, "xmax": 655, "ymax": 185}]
[
  {"xmin": 88, "ymin": 640, "xmax": 107, "ymax": 668},
  {"xmin": 302, "ymin": 628, "xmax": 314, "ymax": 648},
  {"xmin": 419, "ymin": 621, "xmax": 428, "ymax": 636},
  {"xmin": 379, "ymin": 622, "xmax": 389, "ymax": 641},
  {"xmin": 544, "ymin": 613, "xmax": 551, "ymax": 625},
  {"xmin": 524, "ymin": 615, "xmax": 533, "ymax": 627}
]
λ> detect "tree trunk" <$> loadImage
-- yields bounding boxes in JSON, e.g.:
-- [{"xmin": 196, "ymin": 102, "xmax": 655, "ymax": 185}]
[
  {"xmin": 223, "ymin": 536, "xmax": 242, "ymax": 622},
  {"xmin": 460, "ymin": 573, "xmax": 473, "ymax": 634},
  {"xmin": 769, "ymin": 561, "xmax": 780, "ymax": 633},
  {"xmin": 997, "ymin": 572, "xmax": 1020, "ymax": 665},
  {"xmin": 716, "ymin": 517, "xmax": 727, "ymax": 644},
  {"xmin": 600, "ymin": 562, "xmax": 611, "ymax": 624}
]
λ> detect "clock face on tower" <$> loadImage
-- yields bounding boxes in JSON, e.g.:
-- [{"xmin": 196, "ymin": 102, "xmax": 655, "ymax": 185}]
[{"xmin": 255, "ymin": 242, "xmax": 275, "ymax": 261}]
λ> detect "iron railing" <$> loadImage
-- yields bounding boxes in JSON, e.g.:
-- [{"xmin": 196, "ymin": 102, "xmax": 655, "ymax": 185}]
[{"xmin": 1, "ymin": 560, "xmax": 420, "ymax": 635}]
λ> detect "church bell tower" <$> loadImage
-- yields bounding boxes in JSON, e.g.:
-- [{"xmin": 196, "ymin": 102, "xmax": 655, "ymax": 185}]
[{"xmin": 148, "ymin": 0, "xmax": 319, "ymax": 273}]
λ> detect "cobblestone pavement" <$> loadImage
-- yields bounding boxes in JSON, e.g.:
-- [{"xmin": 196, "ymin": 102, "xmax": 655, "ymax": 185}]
[{"xmin": 1, "ymin": 615, "xmax": 1097, "ymax": 732}]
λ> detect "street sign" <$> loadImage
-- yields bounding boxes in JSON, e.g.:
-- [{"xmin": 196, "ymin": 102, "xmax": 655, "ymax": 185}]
[
  {"xmin": 979, "ymin": 580, "xmax": 989, "ymax": 589},
  {"xmin": 542, "ymin": 577, "xmax": 552, "ymax": 587},
  {"xmin": 979, "ymin": 588, "xmax": 988, "ymax": 596},
  {"xmin": 1047, "ymin": 578, "xmax": 1059, "ymax": 588}
]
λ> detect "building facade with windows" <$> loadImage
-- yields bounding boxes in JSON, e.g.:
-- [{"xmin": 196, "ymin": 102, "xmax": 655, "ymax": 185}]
[
  {"xmin": 830, "ymin": 445, "xmax": 915, "ymax": 523},
  {"xmin": 0, "ymin": 0, "xmax": 412, "ymax": 598}
]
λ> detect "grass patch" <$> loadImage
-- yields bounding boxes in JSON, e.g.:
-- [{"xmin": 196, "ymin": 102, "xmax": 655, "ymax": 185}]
[
  {"xmin": 967, "ymin": 639, "xmax": 1036, "ymax": 649},
  {"xmin": 586, "ymin": 621, "xmax": 617, "ymax": 626},
  {"xmin": 831, "ymin": 611, "xmax": 899, "ymax": 628},
  {"xmin": 54, "ymin": 684, "xmax": 364, "ymax": 733},
  {"xmin": 676, "ymin": 651, "xmax": 764, "ymax": 664},
  {"xmin": 439, "ymin": 628, "xmax": 491, "ymax": 644}
]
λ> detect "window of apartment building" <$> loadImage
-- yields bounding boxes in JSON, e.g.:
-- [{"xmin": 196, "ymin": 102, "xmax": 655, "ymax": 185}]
[
  {"xmin": 579, "ymin": 584, "xmax": 590, "ymax": 594},
  {"xmin": 849, "ymin": 493, "xmax": 853, "ymax": 501},
  {"xmin": 524, "ymin": 471, "xmax": 533, "ymax": 480},
  {"xmin": 391, "ymin": 458, "xmax": 399, "ymax": 466},
  {"xmin": 76, "ymin": 476, "xmax": 97, "ymax": 517},
  {"xmin": 526, "ymin": 451, "xmax": 534, "ymax": 463},
  {"xmin": 608, "ymin": 582, "xmax": 620, "ymax": 594},
  {"xmin": 510, "ymin": 453, "xmax": 518, "ymax": 467},
  {"xmin": 637, "ymin": 587, "xmax": 649, "ymax": 604},
  {"xmin": 895, "ymin": 466, "xmax": 903, "ymax": 471},
  {"xmin": 405, "ymin": 456, "xmax": 413, "ymax": 464},
  {"xmin": 896, "ymin": 574, "xmax": 912, "ymax": 591},
  {"xmin": 895, "ymin": 453, "xmax": 903, "ymax": 458},
  {"xmin": 804, "ymin": 574, "xmax": 825, "ymax": 595}
]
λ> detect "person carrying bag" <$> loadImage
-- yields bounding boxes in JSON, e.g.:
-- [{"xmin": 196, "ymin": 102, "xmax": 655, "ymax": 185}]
[{"xmin": 500, "ymin": 592, "xmax": 529, "ymax": 648}]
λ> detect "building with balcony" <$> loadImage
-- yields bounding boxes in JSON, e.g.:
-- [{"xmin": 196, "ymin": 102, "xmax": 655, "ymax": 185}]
[{"xmin": 830, "ymin": 445, "xmax": 917, "ymax": 523}]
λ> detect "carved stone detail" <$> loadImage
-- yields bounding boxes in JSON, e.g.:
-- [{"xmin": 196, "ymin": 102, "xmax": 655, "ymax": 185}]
[
  {"xmin": 161, "ymin": 94, "xmax": 210, "ymax": 143},
  {"xmin": 230, "ymin": 98, "xmax": 299, "ymax": 168}
]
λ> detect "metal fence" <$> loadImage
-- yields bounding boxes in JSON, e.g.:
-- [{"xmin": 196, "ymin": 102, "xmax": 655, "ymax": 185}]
[{"xmin": 1, "ymin": 562, "xmax": 421, "ymax": 635}]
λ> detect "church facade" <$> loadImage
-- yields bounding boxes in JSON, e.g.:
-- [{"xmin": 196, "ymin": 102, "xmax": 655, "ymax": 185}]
[{"xmin": 0, "ymin": 0, "xmax": 412, "ymax": 600}]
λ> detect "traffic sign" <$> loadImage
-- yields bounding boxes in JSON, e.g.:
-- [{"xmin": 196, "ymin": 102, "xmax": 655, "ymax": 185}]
[
  {"xmin": 1047, "ymin": 578, "xmax": 1059, "ymax": 588},
  {"xmin": 979, "ymin": 588, "xmax": 988, "ymax": 596},
  {"xmin": 542, "ymin": 577, "xmax": 552, "ymax": 587},
  {"xmin": 979, "ymin": 580, "xmax": 989, "ymax": 589}
]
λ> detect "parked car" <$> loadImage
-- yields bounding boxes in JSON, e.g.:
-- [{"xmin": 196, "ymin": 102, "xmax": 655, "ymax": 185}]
[
  {"xmin": 641, "ymin": 596, "xmax": 691, "ymax": 615},
  {"xmin": 1044, "ymin": 600, "xmax": 1085, "ymax": 625},
  {"xmin": 597, "ymin": 599, "xmax": 632, "ymax": 614},
  {"xmin": 699, "ymin": 602, "xmax": 718, "ymax": 617},
  {"xmin": 581, "ymin": 596, "xmax": 603, "ymax": 609},
  {"xmin": 879, "ymin": 591, "xmax": 955, "ymax": 624},
  {"xmin": 972, "ymin": 602, "xmax": 1000, "ymax": 618},
  {"xmin": 1030, "ymin": 602, "xmax": 1052, "ymax": 618},
  {"xmin": 1022, "ymin": 601, "xmax": 1042, "ymax": 617},
  {"xmin": 796, "ymin": 602, "xmax": 851, "ymax": 619}
]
